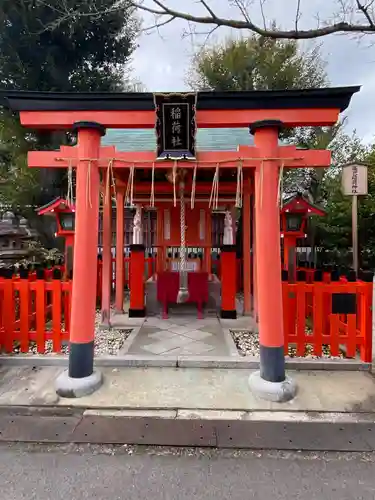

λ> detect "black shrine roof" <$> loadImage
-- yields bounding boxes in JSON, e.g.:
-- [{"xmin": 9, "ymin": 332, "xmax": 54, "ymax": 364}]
[{"xmin": 0, "ymin": 86, "xmax": 360, "ymax": 112}]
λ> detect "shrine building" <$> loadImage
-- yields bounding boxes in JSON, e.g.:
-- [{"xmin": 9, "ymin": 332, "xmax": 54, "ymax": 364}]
[{"xmin": 0, "ymin": 87, "xmax": 359, "ymax": 401}]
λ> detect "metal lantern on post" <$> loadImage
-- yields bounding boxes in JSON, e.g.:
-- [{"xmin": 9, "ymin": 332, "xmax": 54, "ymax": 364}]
[
  {"xmin": 58, "ymin": 211, "xmax": 76, "ymax": 232},
  {"xmin": 285, "ymin": 212, "xmax": 304, "ymax": 233},
  {"xmin": 281, "ymin": 193, "xmax": 326, "ymax": 281},
  {"xmin": 37, "ymin": 197, "xmax": 76, "ymax": 278}
]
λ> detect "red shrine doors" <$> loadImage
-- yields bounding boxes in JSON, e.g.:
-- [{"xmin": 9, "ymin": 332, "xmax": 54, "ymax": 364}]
[{"xmin": 158, "ymin": 202, "xmax": 211, "ymax": 272}]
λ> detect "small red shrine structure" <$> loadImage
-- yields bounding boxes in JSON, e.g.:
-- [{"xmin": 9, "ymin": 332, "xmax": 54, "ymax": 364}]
[
  {"xmin": 1, "ymin": 86, "xmax": 359, "ymax": 401},
  {"xmin": 281, "ymin": 192, "xmax": 326, "ymax": 279},
  {"xmin": 37, "ymin": 197, "xmax": 75, "ymax": 278}
]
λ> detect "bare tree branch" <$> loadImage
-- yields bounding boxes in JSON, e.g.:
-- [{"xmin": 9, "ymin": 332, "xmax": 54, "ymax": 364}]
[
  {"xmin": 356, "ymin": 0, "xmax": 375, "ymax": 26},
  {"xmin": 258, "ymin": 0, "xmax": 267, "ymax": 30},
  {"xmin": 295, "ymin": 0, "xmax": 302, "ymax": 32},
  {"xmin": 38, "ymin": 0, "xmax": 375, "ymax": 39},
  {"xmin": 125, "ymin": 0, "xmax": 375, "ymax": 39}
]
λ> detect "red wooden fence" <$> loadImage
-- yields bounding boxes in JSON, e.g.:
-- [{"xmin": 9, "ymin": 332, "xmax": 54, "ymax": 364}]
[
  {"xmin": 0, "ymin": 270, "xmax": 71, "ymax": 354},
  {"xmin": 0, "ymin": 263, "xmax": 373, "ymax": 361},
  {"xmin": 282, "ymin": 280, "xmax": 372, "ymax": 361}
]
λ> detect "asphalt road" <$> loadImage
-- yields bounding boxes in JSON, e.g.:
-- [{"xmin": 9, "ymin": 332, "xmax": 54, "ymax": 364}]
[{"xmin": 1, "ymin": 444, "xmax": 375, "ymax": 499}]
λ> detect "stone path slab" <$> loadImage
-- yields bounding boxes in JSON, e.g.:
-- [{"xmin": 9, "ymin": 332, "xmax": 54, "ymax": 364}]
[
  {"xmin": 126, "ymin": 316, "xmax": 232, "ymax": 356},
  {"xmin": 1, "ymin": 366, "xmax": 375, "ymax": 414}
]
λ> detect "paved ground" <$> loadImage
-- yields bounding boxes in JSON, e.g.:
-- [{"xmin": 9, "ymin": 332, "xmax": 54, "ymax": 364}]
[
  {"xmin": 127, "ymin": 316, "xmax": 231, "ymax": 356},
  {"xmin": 1, "ymin": 444, "xmax": 375, "ymax": 499},
  {"xmin": 0, "ymin": 365, "xmax": 374, "ymax": 412}
]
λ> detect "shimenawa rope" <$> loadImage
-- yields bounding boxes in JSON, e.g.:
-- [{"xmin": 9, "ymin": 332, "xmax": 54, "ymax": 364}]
[{"xmin": 177, "ymin": 180, "xmax": 189, "ymax": 303}]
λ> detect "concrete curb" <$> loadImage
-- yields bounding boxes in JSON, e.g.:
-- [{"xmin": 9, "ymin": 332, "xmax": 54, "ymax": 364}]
[
  {"xmin": 0, "ymin": 354, "xmax": 371, "ymax": 371},
  {"xmin": 221, "ymin": 328, "xmax": 244, "ymax": 357},
  {"xmin": 0, "ymin": 405, "xmax": 375, "ymax": 450}
]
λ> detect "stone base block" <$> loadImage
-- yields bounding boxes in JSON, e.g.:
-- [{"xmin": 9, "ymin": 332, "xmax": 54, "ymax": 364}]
[
  {"xmin": 55, "ymin": 370, "xmax": 103, "ymax": 399},
  {"xmin": 248, "ymin": 370, "xmax": 297, "ymax": 403}
]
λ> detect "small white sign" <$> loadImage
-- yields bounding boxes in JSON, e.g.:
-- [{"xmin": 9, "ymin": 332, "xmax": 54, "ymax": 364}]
[
  {"xmin": 171, "ymin": 261, "xmax": 198, "ymax": 272},
  {"xmin": 342, "ymin": 163, "xmax": 368, "ymax": 196}
]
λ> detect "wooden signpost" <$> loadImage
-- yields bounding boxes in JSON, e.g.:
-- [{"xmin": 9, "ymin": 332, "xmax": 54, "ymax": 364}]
[{"xmin": 342, "ymin": 162, "xmax": 368, "ymax": 273}]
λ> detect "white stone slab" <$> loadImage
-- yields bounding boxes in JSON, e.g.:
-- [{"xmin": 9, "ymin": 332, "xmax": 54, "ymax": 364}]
[
  {"xmin": 147, "ymin": 330, "xmax": 177, "ymax": 341},
  {"xmin": 167, "ymin": 325, "xmax": 194, "ymax": 334},
  {"xmin": 183, "ymin": 330, "xmax": 213, "ymax": 341}
]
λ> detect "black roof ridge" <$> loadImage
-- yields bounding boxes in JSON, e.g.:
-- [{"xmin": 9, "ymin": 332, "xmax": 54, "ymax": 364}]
[
  {"xmin": 0, "ymin": 86, "xmax": 360, "ymax": 113},
  {"xmin": 0, "ymin": 86, "xmax": 360, "ymax": 98}
]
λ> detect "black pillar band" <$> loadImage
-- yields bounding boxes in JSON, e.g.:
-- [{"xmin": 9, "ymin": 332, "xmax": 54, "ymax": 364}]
[
  {"xmin": 220, "ymin": 309, "xmax": 237, "ymax": 319},
  {"xmin": 129, "ymin": 308, "xmax": 146, "ymax": 318},
  {"xmin": 259, "ymin": 345, "xmax": 285, "ymax": 383},
  {"xmin": 68, "ymin": 341, "xmax": 94, "ymax": 378}
]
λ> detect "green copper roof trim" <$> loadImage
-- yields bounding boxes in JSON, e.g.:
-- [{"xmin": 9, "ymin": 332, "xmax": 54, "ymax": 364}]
[{"xmin": 102, "ymin": 128, "xmax": 254, "ymax": 152}]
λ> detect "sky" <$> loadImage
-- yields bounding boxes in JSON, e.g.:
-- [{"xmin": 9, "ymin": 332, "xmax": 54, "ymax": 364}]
[{"xmin": 130, "ymin": 0, "xmax": 375, "ymax": 143}]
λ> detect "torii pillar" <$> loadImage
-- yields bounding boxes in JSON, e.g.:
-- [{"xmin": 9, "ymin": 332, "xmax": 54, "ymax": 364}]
[
  {"xmin": 248, "ymin": 120, "xmax": 296, "ymax": 402},
  {"xmin": 56, "ymin": 122, "xmax": 105, "ymax": 398}
]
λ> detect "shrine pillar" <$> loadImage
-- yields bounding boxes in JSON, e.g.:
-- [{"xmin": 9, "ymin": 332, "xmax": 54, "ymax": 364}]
[
  {"xmin": 284, "ymin": 236, "xmax": 297, "ymax": 282},
  {"xmin": 129, "ymin": 206, "xmax": 146, "ymax": 317},
  {"xmin": 156, "ymin": 208, "xmax": 164, "ymax": 273},
  {"xmin": 220, "ymin": 245, "xmax": 237, "ymax": 319},
  {"xmin": 242, "ymin": 175, "xmax": 252, "ymax": 314},
  {"xmin": 56, "ymin": 121, "xmax": 105, "ymax": 398},
  {"xmin": 248, "ymin": 120, "xmax": 296, "ymax": 402},
  {"xmin": 65, "ymin": 235, "xmax": 74, "ymax": 280},
  {"xmin": 115, "ymin": 191, "xmax": 125, "ymax": 313},
  {"xmin": 101, "ymin": 182, "xmax": 112, "ymax": 326}
]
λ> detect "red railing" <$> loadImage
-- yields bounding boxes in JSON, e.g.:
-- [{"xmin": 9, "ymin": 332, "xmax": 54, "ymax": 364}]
[
  {"xmin": 1, "ymin": 262, "xmax": 372, "ymax": 361},
  {"xmin": 0, "ymin": 270, "xmax": 71, "ymax": 354},
  {"xmin": 282, "ymin": 279, "xmax": 372, "ymax": 361}
]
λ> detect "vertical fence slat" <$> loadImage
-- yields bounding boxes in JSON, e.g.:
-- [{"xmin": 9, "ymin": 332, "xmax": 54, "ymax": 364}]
[
  {"xmin": 63, "ymin": 284, "xmax": 71, "ymax": 335},
  {"xmin": 52, "ymin": 281, "xmax": 62, "ymax": 353},
  {"xmin": 35, "ymin": 280, "xmax": 46, "ymax": 354},
  {"xmin": 312, "ymin": 284, "xmax": 323, "ymax": 356},
  {"xmin": 296, "ymin": 284, "xmax": 306, "ymax": 356},
  {"xmin": 346, "ymin": 314, "xmax": 357, "ymax": 358},
  {"xmin": 359, "ymin": 285, "xmax": 371, "ymax": 362},
  {"xmin": 282, "ymin": 283, "xmax": 291, "ymax": 354},
  {"xmin": 3, "ymin": 279, "xmax": 14, "ymax": 353},
  {"xmin": 19, "ymin": 280, "xmax": 30, "ymax": 353},
  {"xmin": 0, "ymin": 279, "xmax": 4, "ymax": 350},
  {"xmin": 329, "ymin": 313, "xmax": 340, "ymax": 357}
]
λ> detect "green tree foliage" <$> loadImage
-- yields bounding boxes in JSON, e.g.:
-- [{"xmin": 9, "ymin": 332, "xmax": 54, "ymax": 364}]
[
  {"xmin": 0, "ymin": 0, "xmax": 139, "ymax": 244},
  {"xmin": 188, "ymin": 35, "xmax": 327, "ymax": 91},
  {"xmin": 0, "ymin": 0, "xmax": 138, "ymax": 92},
  {"xmin": 316, "ymin": 148, "xmax": 375, "ymax": 268}
]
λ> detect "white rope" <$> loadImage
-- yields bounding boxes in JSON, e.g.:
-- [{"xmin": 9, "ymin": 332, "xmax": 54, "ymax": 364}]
[
  {"xmin": 257, "ymin": 160, "xmax": 264, "ymax": 209},
  {"xmin": 277, "ymin": 161, "xmax": 285, "ymax": 207},
  {"xmin": 150, "ymin": 162, "xmax": 155, "ymax": 207},
  {"xmin": 177, "ymin": 181, "xmax": 189, "ymax": 303},
  {"xmin": 173, "ymin": 162, "xmax": 177, "ymax": 207},
  {"xmin": 190, "ymin": 164, "xmax": 197, "ymax": 209},
  {"xmin": 104, "ymin": 158, "xmax": 116, "ymax": 206},
  {"xmin": 235, "ymin": 160, "xmax": 243, "ymax": 208},
  {"xmin": 86, "ymin": 160, "xmax": 93, "ymax": 208},
  {"xmin": 209, "ymin": 164, "xmax": 220, "ymax": 210},
  {"xmin": 67, "ymin": 159, "xmax": 74, "ymax": 207},
  {"xmin": 55, "ymin": 156, "xmax": 304, "ymax": 168},
  {"xmin": 125, "ymin": 164, "xmax": 135, "ymax": 206}
]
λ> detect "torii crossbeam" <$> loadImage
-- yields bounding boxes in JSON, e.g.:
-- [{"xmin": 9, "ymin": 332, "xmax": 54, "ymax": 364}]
[{"xmin": 28, "ymin": 144, "xmax": 331, "ymax": 169}]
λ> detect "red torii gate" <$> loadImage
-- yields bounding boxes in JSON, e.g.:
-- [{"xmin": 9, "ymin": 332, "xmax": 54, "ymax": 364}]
[
  {"xmin": 29, "ymin": 143, "xmax": 331, "ymax": 320},
  {"xmin": 1, "ymin": 87, "xmax": 359, "ymax": 403}
]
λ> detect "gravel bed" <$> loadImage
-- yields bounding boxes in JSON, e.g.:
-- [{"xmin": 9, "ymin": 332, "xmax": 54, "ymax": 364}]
[
  {"xmin": 10, "ymin": 309, "xmax": 132, "ymax": 356},
  {"xmin": 230, "ymin": 329, "xmax": 345, "ymax": 359}
]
